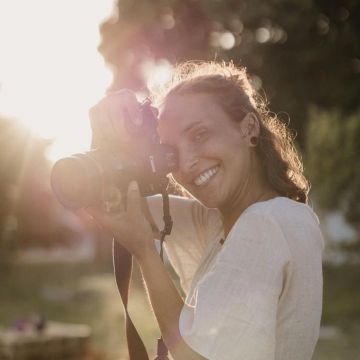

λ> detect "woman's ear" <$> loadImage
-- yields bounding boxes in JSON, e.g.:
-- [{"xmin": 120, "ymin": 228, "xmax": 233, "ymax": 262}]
[{"xmin": 239, "ymin": 112, "xmax": 260, "ymax": 145}]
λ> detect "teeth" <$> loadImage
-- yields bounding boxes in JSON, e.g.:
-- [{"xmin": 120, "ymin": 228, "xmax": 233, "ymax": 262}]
[{"xmin": 194, "ymin": 166, "xmax": 219, "ymax": 186}]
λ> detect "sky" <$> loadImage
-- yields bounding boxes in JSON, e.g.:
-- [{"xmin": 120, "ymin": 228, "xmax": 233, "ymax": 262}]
[{"xmin": 0, "ymin": 0, "xmax": 115, "ymax": 161}]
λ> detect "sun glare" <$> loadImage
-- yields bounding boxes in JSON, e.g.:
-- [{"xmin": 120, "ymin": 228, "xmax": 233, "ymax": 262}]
[
  {"xmin": 141, "ymin": 59, "xmax": 173, "ymax": 92},
  {"xmin": 0, "ymin": 0, "xmax": 114, "ymax": 162}
]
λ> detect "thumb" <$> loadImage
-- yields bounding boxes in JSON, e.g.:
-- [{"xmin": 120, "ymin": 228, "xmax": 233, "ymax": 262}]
[{"xmin": 126, "ymin": 181, "xmax": 142, "ymax": 215}]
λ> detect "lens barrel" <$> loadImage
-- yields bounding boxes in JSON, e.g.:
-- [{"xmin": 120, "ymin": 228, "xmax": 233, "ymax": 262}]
[
  {"xmin": 51, "ymin": 144, "xmax": 178, "ymax": 210},
  {"xmin": 51, "ymin": 152, "xmax": 105, "ymax": 209}
]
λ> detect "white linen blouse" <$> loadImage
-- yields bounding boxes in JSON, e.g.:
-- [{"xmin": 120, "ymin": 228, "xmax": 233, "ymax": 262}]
[{"xmin": 147, "ymin": 196, "xmax": 324, "ymax": 360}]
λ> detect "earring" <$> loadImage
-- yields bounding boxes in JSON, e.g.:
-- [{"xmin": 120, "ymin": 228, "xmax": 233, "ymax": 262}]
[{"xmin": 250, "ymin": 136, "xmax": 258, "ymax": 146}]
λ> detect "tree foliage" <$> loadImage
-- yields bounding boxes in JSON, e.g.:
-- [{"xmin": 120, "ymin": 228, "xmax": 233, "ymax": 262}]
[
  {"xmin": 306, "ymin": 108, "xmax": 360, "ymax": 232},
  {"xmin": 99, "ymin": 0, "xmax": 359, "ymax": 143}
]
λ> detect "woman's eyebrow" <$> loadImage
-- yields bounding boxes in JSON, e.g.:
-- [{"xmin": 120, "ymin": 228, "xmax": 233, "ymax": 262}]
[
  {"xmin": 180, "ymin": 121, "xmax": 204, "ymax": 136},
  {"xmin": 158, "ymin": 120, "xmax": 205, "ymax": 144}
]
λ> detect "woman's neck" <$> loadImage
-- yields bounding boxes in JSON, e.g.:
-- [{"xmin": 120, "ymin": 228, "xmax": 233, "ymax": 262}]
[
  {"xmin": 221, "ymin": 186, "xmax": 280, "ymax": 238},
  {"xmin": 219, "ymin": 152, "xmax": 281, "ymax": 237}
]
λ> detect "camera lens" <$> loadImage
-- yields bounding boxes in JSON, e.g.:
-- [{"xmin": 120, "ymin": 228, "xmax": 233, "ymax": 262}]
[{"xmin": 51, "ymin": 154, "xmax": 103, "ymax": 209}]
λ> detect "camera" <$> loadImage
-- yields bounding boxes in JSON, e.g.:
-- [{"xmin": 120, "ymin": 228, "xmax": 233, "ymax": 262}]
[{"xmin": 50, "ymin": 100, "xmax": 178, "ymax": 210}]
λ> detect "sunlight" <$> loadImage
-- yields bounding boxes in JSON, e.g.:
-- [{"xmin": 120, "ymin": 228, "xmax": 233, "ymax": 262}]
[
  {"xmin": 141, "ymin": 59, "xmax": 173, "ymax": 92},
  {"xmin": 0, "ymin": 0, "xmax": 114, "ymax": 162}
]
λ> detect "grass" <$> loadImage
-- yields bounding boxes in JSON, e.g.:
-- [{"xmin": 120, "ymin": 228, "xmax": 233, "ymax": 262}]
[
  {"xmin": 0, "ymin": 260, "xmax": 159, "ymax": 360},
  {"xmin": 1, "ymin": 260, "xmax": 359, "ymax": 359},
  {"xmin": 312, "ymin": 263, "xmax": 360, "ymax": 360},
  {"xmin": 321, "ymin": 264, "xmax": 360, "ymax": 324}
]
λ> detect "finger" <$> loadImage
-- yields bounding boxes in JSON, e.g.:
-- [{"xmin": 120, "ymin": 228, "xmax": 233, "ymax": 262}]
[
  {"xmin": 86, "ymin": 207, "xmax": 117, "ymax": 232},
  {"xmin": 126, "ymin": 181, "xmax": 142, "ymax": 215},
  {"xmin": 106, "ymin": 95, "xmax": 128, "ymax": 140},
  {"xmin": 89, "ymin": 102, "xmax": 104, "ymax": 140},
  {"xmin": 75, "ymin": 208, "xmax": 94, "ymax": 223},
  {"xmin": 125, "ymin": 93, "xmax": 142, "ymax": 126},
  {"xmin": 142, "ymin": 198, "xmax": 160, "ymax": 239},
  {"xmin": 108, "ymin": 90, "xmax": 141, "ymax": 138},
  {"xmin": 112, "ymin": 89, "xmax": 142, "ymax": 126},
  {"xmin": 90, "ymin": 98, "xmax": 116, "ymax": 142}
]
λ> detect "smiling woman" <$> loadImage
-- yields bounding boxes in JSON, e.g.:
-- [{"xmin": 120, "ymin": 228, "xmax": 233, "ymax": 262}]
[
  {"xmin": 86, "ymin": 61, "xmax": 324, "ymax": 360},
  {"xmin": 0, "ymin": 0, "xmax": 113, "ymax": 162}
]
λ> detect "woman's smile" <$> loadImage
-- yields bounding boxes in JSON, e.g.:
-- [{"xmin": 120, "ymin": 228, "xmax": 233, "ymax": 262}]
[{"xmin": 193, "ymin": 165, "xmax": 220, "ymax": 187}]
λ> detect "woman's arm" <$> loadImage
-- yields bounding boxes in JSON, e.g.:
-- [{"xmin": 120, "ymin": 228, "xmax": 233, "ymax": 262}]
[
  {"xmin": 88, "ymin": 182, "xmax": 207, "ymax": 360},
  {"xmin": 135, "ymin": 247, "xmax": 208, "ymax": 360}
]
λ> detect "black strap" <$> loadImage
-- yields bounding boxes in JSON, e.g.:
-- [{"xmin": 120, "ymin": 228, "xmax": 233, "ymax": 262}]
[
  {"xmin": 113, "ymin": 241, "xmax": 150, "ymax": 360},
  {"xmin": 92, "ymin": 121, "xmax": 151, "ymax": 359},
  {"xmin": 113, "ymin": 188, "xmax": 172, "ymax": 360}
]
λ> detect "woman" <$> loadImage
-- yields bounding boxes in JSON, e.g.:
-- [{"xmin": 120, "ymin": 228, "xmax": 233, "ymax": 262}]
[{"xmin": 89, "ymin": 61, "xmax": 324, "ymax": 360}]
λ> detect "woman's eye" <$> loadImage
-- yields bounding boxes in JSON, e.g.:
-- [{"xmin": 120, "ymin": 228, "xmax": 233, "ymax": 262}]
[{"xmin": 193, "ymin": 130, "xmax": 208, "ymax": 142}]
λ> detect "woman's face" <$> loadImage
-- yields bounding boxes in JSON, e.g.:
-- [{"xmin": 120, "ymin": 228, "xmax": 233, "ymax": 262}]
[{"xmin": 158, "ymin": 93, "xmax": 255, "ymax": 210}]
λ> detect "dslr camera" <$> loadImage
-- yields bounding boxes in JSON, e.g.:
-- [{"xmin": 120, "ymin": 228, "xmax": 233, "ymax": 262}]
[{"xmin": 51, "ymin": 100, "xmax": 178, "ymax": 210}]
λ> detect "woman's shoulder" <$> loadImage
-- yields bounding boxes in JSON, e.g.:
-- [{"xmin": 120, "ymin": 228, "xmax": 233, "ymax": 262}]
[
  {"xmin": 233, "ymin": 196, "xmax": 324, "ymax": 252},
  {"xmin": 244, "ymin": 196, "xmax": 320, "ymax": 227},
  {"xmin": 220, "ymin": 197, "xmax": 324, "ymax": 267}
]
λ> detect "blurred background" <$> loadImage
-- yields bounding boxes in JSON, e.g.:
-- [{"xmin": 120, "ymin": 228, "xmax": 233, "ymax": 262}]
[{"xmin": 0, "ymin": 0, "xmax": 359, "ymax": 359}]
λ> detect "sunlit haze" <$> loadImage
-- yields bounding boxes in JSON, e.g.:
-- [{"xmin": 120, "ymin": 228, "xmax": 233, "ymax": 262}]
[{"xmin": 0, "ymin": 0, "xmax": 114, "ymax": 162}]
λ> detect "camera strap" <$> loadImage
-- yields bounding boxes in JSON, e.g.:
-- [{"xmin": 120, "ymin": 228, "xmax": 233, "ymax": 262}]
[
  {"xmin": 113, "ymin": 187, "xmax": 173, "ymax": 360},
  {"xmin": 113, "ymin": 241, "xmax": 149, "ymax": 360}
]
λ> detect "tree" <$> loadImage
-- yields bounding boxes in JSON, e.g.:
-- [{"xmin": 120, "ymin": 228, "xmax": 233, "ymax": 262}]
[
  {"xmin": 98, "ymin": 0, "xmax": 359, "ymax": 143},
  {"xmin": 0, "ymin": 117, "xmax": 53, "ymax": 260},
  {"xmin": 305, "ymin": 108, "xmax": 360, "ymax": 245}
]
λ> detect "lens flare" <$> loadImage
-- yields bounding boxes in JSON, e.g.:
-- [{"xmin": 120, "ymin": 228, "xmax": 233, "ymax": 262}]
[{"xmin": 0, "ymin": 0, "xmax": 114, "ymax": 163}]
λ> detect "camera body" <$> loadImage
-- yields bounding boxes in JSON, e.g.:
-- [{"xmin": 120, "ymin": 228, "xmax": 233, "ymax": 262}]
[{"xmin": 51, "ymin": 100, "xmax": 178, "ymax": 210}]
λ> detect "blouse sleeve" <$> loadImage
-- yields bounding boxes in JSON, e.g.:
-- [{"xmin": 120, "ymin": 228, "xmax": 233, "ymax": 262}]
[
  {"xmin": 179, "ymin": 211, "xmax": 292, "ymax": 360},
  {"xmin": 146, "ymin": 195, "xmax": 223, "ymax": 294}
]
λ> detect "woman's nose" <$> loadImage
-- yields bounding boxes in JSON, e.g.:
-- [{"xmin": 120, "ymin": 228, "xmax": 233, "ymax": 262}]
[{"xmin": 177, "ymin": 149, "xmax": 199, "ymax": 177}]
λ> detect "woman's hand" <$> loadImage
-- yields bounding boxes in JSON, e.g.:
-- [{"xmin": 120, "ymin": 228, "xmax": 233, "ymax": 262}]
[
  {"xmin": 87, "ymin": 181, "xmax": 157, "ymax": 261},
  {"xmin": 89, "ymin": 89, "xmax": 142, "ymax": 145}
]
